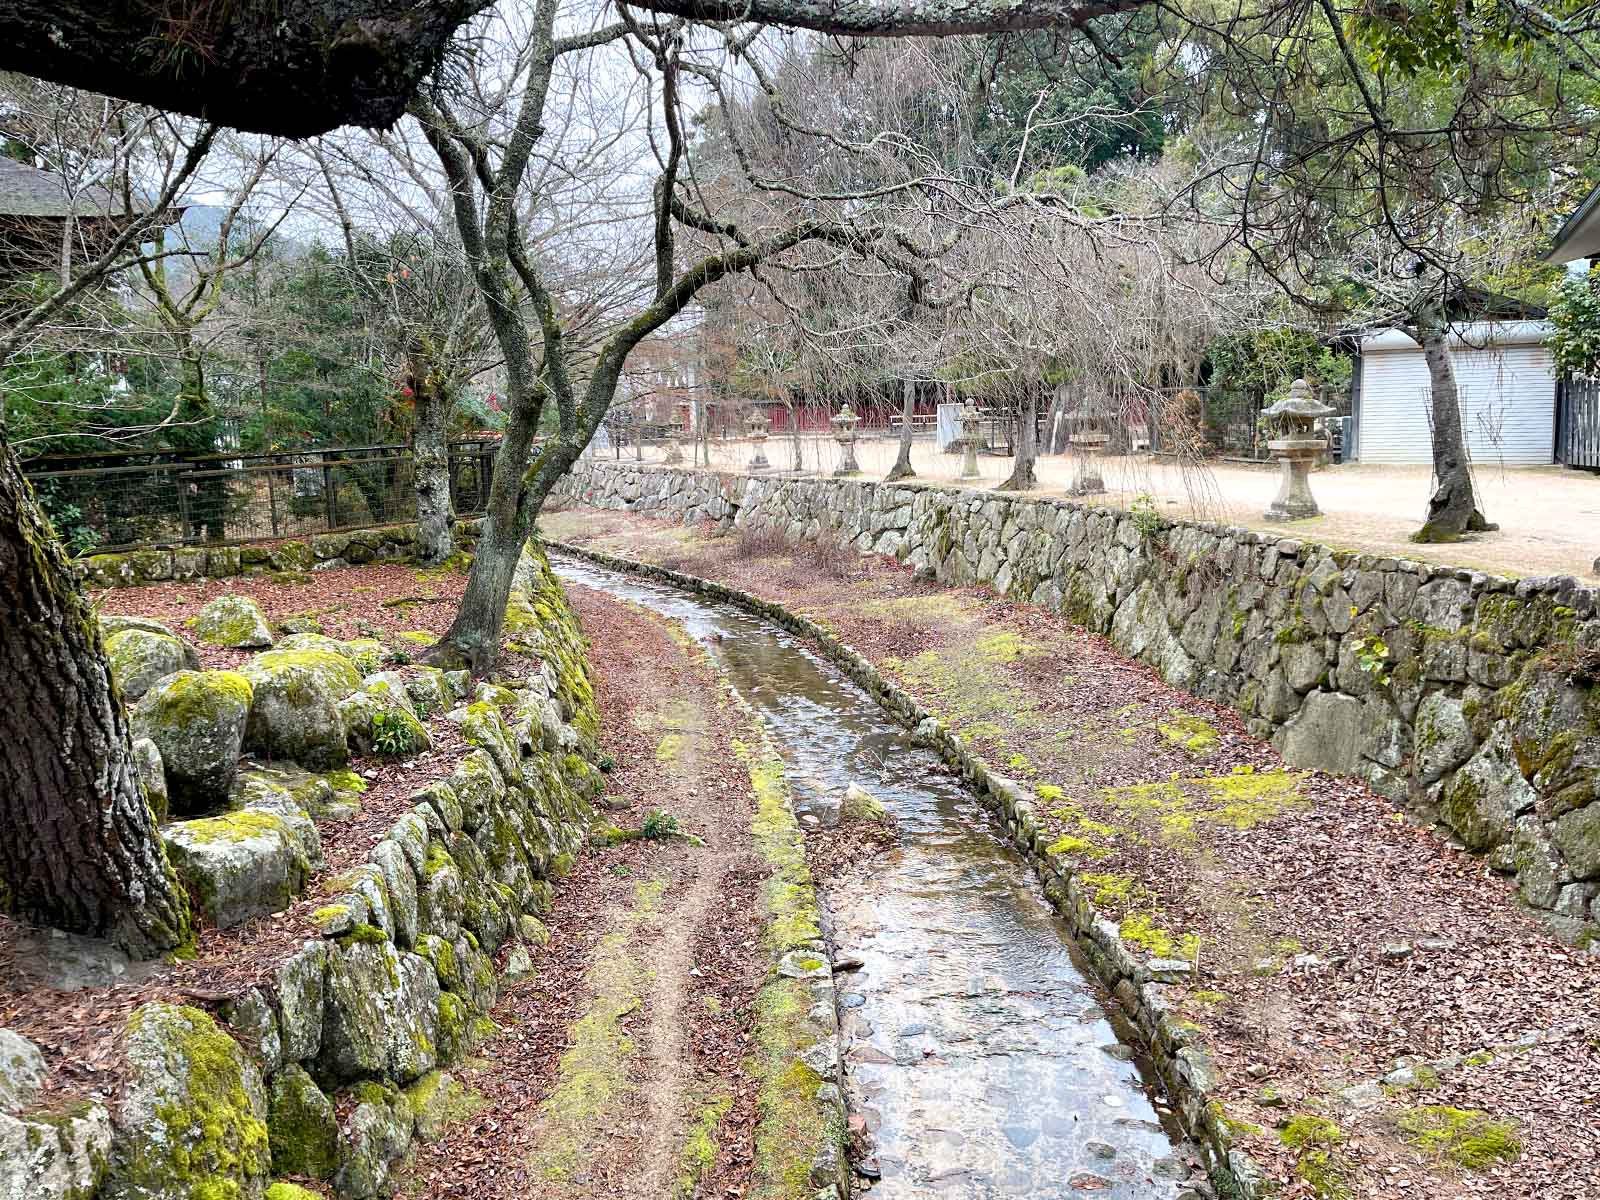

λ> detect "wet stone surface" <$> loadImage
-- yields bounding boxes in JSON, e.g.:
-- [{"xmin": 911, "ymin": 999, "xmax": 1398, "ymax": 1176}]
[{"xmin": 556, "ymin": 559, "xmax": 1195, "ymax": 1199}]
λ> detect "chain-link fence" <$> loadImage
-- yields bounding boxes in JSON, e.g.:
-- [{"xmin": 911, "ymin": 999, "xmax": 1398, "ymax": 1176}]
[{"xmin": 24, "ymin": 440, "xmax": 500, "ymax": 555}]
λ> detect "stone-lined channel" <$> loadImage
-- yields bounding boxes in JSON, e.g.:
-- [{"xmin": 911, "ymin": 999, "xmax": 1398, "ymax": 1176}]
[{"xmin": 556, "ymin": 557, "xmax": 1195, "ymax": 1199}]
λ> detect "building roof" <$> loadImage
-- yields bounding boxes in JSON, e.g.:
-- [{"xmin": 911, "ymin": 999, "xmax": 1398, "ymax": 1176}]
[
  {"xmin": 1360, "ymin": 319, "xmax": 1551, "ymax": 352},
  {"xmin": 0, "ymin": 156, "xmax": 149, "ymax": 220},
  {"xmin": 1543, "ymin": 183, "xmax": 1600, "ymax": 264}
]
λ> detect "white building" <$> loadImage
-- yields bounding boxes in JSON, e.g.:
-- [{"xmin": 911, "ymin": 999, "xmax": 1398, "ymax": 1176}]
[{"xmin": 1352, "ymin": 321, "xmax": 1558, "ymax": 466}]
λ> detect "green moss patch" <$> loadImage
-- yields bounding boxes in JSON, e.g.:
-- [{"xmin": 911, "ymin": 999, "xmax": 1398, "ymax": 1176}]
[
  {"xmin": 1279, "ymin": 1114, "xmax": 1349, "ymax": 1198},
  {"xmin": 528, "ymin": 877, "xmax": 665, "ymax": 1181},
  {"xmin": 1156, "ymin": 712, "xmax": 1219, "ymax": 754},
  {"xmin": 674, "ymin": 1094, "xmax": 734, "ymax": 1198},
  {"xmin": 1396, "ymin": 1106, "xmax": 1520, "ymax": 1169},
  {"xmin": 1102, "ymin": 766, "xmax": 1306, "ymax": 843}
]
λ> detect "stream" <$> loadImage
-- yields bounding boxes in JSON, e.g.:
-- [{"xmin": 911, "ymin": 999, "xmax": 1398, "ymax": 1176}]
[{"xmin": 555, "ymin": 557, "xmax": 1194, "ymax": 1199}]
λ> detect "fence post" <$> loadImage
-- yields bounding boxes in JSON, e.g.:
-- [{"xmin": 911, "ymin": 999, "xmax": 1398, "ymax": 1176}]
[
  {"xmin": 175, "ymin": 465, "xmax": 193, "ymax": 543},
  {"xmin": 266, "ymin": 458, "xmax": 281, "ymax": 538},
  {"xmin": 323, "ymin": 450, "xmax": 337, "ymax": 531}
]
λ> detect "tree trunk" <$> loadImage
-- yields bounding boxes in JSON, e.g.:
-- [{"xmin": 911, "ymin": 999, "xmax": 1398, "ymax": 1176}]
[
  {"xmin": 1413, "ymin": 324, "xmax": 1496, "ymax": 542},
  {"xmin": 427, "ymin": 369, "xmax": 563, "ymax": 672},
  {"xmin": 168, "ymin": 342, "xmax": 227, "ymax": 542},
  {"xmin": 1045, "ymin": 382, "xmax": 1070, "ymax": 455},
  {"xmin": 413, "ymin": 383, "xmax": 454, "ymax": 565},
  {"xmin": 997, "ymin": 388, "xmax": 1038, "ymax": 491},
  {"xmin": 886, "ymin": 377, "xmax": 917, "ymax": 481},
  {"xmin": 0, "ymin": 0, "xmax": 493, "ymax": 138},
  {"xmin": 0, "ymin": 434, "xmax": 191, "ymax": 958}
]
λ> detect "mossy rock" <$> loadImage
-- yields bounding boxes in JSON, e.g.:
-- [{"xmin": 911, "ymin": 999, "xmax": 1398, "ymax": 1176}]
[
  {"xmin": 1438, "ymin": 731, "xmax": 1535, "ymax": 853},
  {"xmin": 105, "ymin": 1003, "xmax": 270, "ymax": 1200},
  {"xmin": 132, "ymin": 670, "xmax": 253, "ymax": 815},
  {"xmin": 330, "ymin": 1082, "xmax": 414, "ymax": 1200},
  {"xmin": 266, "ymin": 1064, "xmax": 337, "ymax": 1180},
  {"xmin": 341, "ymin": 638, "xmax": 385, "ymax": 675},
  {"xmin": 99, "ymin": 613, "xmax": 180, "ymax": 639},
  {"xmin": 240, "ymin": 657, "xmax": 350, "ymax": 771},
  {"xmin": 316, "ymin": 937, "xmax": 441, "ymax": 1086},
  {"xmin": 193, "ymin": 594, "xmax": 275, "ymax": 649},
  {"xmin": 340, "ymin": 681, "xmax": 432, "ymax": 759},
  {"xmin": 839, "ymin": 783, "xmax": 890, "ymax": 825},
  {"xmin": 107, "ymin": 627, "xmax": 200, "ymax": 700},
  {"xmin": 245, "ymin": 645, "xmax": 361, "ymax": 700},
  {"xmin": 0, "ymin": 1099, "xmax": 113, "ymax": 1199},
  {"xmin": 163, "ymin": 809, "xmax": 312, "ymax": 929}
]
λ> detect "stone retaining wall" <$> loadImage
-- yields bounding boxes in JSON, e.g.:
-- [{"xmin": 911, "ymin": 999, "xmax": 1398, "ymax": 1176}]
[
  {"xmin": 73, "ymin": 520, "xmax": 481, "ymax": 590},
  {"xmin": 1, "ymin": 544, "xmax": 605, "ymax": 1200},
  {"xmin": 548, "ymin": 539, "xmax": 1268, "ymax": 1199},
  {"xmin": 557, "ymin": 462, "xmax": 1600, "ymax": 945}
]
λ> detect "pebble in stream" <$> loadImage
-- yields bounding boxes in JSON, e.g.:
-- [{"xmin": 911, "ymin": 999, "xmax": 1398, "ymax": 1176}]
[{"xmin": 555, "ymin": 560, "xmax": 1198, "ymax": 1200}]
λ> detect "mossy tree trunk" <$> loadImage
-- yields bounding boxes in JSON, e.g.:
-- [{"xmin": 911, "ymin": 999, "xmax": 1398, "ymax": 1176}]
[
  {"xmin": 412, "ymin": 368, "xmax": 455, "ymax": 565},
  {"xmin": 173, "ymin": 345, "xmax": 227, "ymax": 542},
  {"xmin": 0, "ymin": 432, "xmax": 191, "ymax": 957},
  {"xmin": 1411, "ymin": 320, "xmax": 1496, "ymax": 542}
]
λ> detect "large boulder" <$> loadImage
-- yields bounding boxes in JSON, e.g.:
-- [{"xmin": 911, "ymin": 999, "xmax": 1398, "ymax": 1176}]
[
  {"xmin": 331, "ymin": 1082, "xmax": 414, "ymax": 1200},
  {"xmin": 163, "ymin": 810, "xmax": 313, "ymax": 928},
  {"xmin": 131, "ymin": 671, "xmax": 253, "ymax": 814},
  {"xmin": 240, "ymin": 656, "xmax": 349, "ymax": 770},
  {"xmin": 104, "ymin": 1003, "xmax": 270, "ymax": 1200},
  {"xmin": 1504, "ymin": 664, "xmax": 1600, "ymax": 816},
  {"xmin": 106, "ymin": 627, "xmax": 199, "ymax": 700},
  {"xmin": 266, "ymin": 1064, "xmax": 338, "ymax": 1181},
  {"xmin": 1550, "ymin": 804, "xmax": 1600, "ymax": 880},
  {"xmin": 193, "ymin": 595, "xmax": 275, "ymax": 649},
  {"xmin": 274, "ymin": 941, "xmax": 328, "ymax": 1064},
  {"xmin": 99, "ymin": 614, "xmax": 179, "ymax": 639},
  {"xmin": 316, "ymin": 934, "xmax": 441, "ymax": 1085},
  {"xmin": 245, "ymin": 646, "xmax": 361, "ymax": 700}
]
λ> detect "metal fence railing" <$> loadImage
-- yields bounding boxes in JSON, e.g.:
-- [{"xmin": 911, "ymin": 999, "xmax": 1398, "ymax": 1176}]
[{"xmin": 23, "ymin": 440, "xmax": 501, "ymax": 555}]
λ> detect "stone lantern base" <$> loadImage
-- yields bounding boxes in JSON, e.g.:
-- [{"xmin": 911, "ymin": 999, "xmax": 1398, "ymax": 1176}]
[
  {"xmin": 833, "ymin": 441, "xmax": 860, "ymax": 476},
  {"xmin": 1265, "ymin": 436, "xmax": 1326, "ymax": 521}
]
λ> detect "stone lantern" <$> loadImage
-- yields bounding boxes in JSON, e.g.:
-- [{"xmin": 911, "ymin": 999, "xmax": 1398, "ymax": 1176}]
[
  {"xmin": 663, "ymin": 417, "xmax": 685, "ymax": 464},
  {"xmin": 956, "ymin": 401, "xmax": 983, "ymax": 480},
  {"xmin": 831, "ymin": 403, "xmax": 862, "ymax": 476},
  {"xmin": 1262, "ymin": 378, "xmax": 1335, "ymax": 520},
  {"xmin": 746, "ymin": 407, "xmax": 771, "ymax": 472}
]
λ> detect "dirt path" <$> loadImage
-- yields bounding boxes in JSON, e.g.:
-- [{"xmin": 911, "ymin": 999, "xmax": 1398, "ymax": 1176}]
[{"xmin": 404, "ymin": 589, "xmax": 766, "ymax": 1200}]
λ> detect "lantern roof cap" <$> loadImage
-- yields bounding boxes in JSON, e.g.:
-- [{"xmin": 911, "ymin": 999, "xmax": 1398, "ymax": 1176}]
[{"xmin": 1263, "ymin": 378, "xmax": 1335, "ymax": 419}]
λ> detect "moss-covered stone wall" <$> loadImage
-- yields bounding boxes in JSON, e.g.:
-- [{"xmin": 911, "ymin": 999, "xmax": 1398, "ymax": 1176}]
[
  {"xmin": 72, "ymin": 520, "xmax": 483, "ymax": 590},
  {"xmin": 558, "ymin": 462, "xmax": 1600, "ymax": 945},
  {"xmin": 0, "ymin": 542, "xmax": 604, "ymax": 1200}
]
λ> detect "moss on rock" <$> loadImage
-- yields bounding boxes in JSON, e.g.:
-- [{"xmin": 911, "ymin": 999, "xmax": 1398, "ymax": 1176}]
[{"xmin": 107, "ymin": 1003, "xmax": 270, "ymax": 1200}]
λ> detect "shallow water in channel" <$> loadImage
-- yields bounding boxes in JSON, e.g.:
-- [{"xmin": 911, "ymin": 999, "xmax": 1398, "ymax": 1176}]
[{"xmin": 555, "ymin": 557, "xmax": 1192, "ymax": 1199}]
